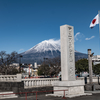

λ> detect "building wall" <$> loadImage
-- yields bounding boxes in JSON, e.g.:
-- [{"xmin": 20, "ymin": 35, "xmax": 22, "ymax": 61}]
[{"xmin": 92, "ymin": 55, "xmax": 100, "ymax": 65}]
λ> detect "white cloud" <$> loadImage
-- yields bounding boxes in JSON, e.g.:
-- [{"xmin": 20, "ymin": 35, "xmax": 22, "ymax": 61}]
[
  {"xmin": 48, "ymin": 39, "xmax": 60, "ymax": 44},
  {"xmin": 74, "ymin": 32, "xmax": 84, "ymax": 42},
  {"xmin": 44, "ymin": 39, "xmax": 60, "ymax": 45},
  {"xmin": 19, "ymin": 49, "xmax": 24, "ymax": 52},
  {"xmin": 85, "ymin": 36, "xmax": 95, "ymax": 40},
  {"xmin": 74, "ymin": 32, "xmax": 80, "ymax": 41}
]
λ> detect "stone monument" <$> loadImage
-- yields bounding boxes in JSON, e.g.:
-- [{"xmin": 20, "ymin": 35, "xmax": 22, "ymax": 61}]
[
  {"xmin": 60, "ymin": 24, "xmax": 75, "ymax": 81},
  {"xmin": 47, "ymin": 24, "xmax": 91, "ymax": 97}
]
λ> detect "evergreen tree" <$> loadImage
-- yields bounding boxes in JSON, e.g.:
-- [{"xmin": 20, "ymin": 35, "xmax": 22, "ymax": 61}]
[
  {"xmin": 75, "ymin": 59, "xmax": 89, "ymax": 74},
  {"xmin": 93, "ymin": 64, "xmax": 100, "ymax": 75}
]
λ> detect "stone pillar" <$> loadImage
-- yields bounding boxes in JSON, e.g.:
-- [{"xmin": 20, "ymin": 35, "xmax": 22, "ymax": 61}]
[
  {"xmin": 88, "ymin": 49, "xmax": 93, "ymax": 84},
  {"xmin": 60, "ymin": 25, "xmax": 75, "ymax": 81},
  {"xmin": 17, "ymin": 74, "xmax": 21, "ymax": 82}
]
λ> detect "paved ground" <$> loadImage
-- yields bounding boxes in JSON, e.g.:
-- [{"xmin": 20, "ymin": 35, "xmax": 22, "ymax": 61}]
[{"xmin": 3, "ymin": 93, "xmax": 100, "ymax": 100}]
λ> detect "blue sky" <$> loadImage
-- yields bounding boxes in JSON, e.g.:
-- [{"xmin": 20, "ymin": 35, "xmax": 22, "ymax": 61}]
[{"xmin": 0, "ymin": 0, "xmax": 100, "ymax": 55}]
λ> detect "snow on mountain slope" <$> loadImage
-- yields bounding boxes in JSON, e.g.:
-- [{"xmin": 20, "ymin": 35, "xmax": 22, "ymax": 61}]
[
  {"xmin": 24, "ymin": 39, "xmax": 60, "ymax": 54},
  {"xmin": 21, "ymin": 39, "xmax": 88, "ymax": 64}
]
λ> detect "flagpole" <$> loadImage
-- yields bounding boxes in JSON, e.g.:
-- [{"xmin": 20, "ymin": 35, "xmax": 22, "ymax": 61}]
[
  {"xmin": 98, "ymin": 10, "xmax": 100, "ymax": 38},
  {"xmin": 98, "ymin": 10, "xmax": 100, "ymax": 55}
]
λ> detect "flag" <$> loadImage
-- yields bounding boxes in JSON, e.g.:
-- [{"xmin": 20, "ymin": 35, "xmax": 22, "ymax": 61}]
[{"xmin": 90, "ymin": 14, "xmax": 99, "ymax": 28}]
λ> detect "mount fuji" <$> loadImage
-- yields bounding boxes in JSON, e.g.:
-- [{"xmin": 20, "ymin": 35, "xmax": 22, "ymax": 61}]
[
  {"xmin": 23, "ymin": 39, "xmax": 60, "ymax": 54},
  {"xmin": 21, "ymin": 39, "xmax": 88, "ymax": 64}
]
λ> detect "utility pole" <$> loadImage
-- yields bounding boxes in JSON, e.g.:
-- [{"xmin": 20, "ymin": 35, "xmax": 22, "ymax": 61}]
[{"xmin": 19, "ymin": 55, "xmax": 23, "ymax": 73}]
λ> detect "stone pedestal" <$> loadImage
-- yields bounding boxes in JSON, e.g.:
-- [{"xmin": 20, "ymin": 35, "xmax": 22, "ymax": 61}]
[
  {"xmin": 53, "ymin": 80, "xmax": 88, "ymax": 98},
  {"xmin": 46, "ymin": 80, "xmax": 92, "ymax": 98}
]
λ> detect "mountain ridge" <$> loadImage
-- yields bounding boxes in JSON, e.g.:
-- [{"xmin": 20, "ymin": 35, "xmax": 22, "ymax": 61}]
[{"xmin": 21, "ymin": 39, "xmax": 88, "ymax": 64}]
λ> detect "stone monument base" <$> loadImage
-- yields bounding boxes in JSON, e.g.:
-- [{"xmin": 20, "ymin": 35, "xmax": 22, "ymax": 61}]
[{"xmin": 46, "ymin": 80, "xmax": 92, "ymax": 98}]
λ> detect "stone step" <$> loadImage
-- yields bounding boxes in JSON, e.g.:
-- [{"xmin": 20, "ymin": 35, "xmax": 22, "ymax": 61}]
[{"xmin": 0, "ymin": 91, "xmax": 18, "ymax": 99}]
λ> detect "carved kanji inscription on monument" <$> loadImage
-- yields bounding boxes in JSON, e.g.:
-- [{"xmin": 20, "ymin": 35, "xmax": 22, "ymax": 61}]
[{"xmin": 68, "ymin": 30, "xmax": 74, "ymax": 79}]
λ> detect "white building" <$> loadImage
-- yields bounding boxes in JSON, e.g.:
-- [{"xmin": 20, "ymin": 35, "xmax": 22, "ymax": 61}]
[
  {"xmin": 9, "ymin": 63, "xmax": 19, "ymax": 67},
  {"xmin": 92, "ymin": 55, "xmax": 100, "ymax": 65}
]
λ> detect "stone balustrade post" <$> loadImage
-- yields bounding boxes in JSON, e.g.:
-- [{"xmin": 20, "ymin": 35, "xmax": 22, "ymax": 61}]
[{"xmin": 17, "ymin": 74, "xmax": 21, "ymax": 82}]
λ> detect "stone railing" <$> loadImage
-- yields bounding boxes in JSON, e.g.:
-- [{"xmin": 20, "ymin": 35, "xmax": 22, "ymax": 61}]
[
  {"xmin": 22, "ymin": 77, "xmax": 100, "ymax": 88},
  {"xmin": 22, "ymin": 78, "xmax": 59, "ymax": 88},
  {"xmin": 0, "ymin": 74, "xmax": 21, "ymax": 82},
  {"xmin": 0, "ymin": 74, "xmax": 100, "ymax": 87},
  {"xmin": 76, "ymin": 77, "xmax": 100, "ymax": 84},
  {"xmin": 76, "ymin": 77, "xmax": 84, "ymax": 80}
]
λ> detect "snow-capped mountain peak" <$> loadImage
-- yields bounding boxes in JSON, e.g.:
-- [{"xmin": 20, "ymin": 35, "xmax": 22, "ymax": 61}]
[
  {"xmin": 24, "ymin": 39, "xmax": 60, "ymax": 54},
  {"xmin": 21, "ymin": 39, "xmax": 88, "ymax": 64}
]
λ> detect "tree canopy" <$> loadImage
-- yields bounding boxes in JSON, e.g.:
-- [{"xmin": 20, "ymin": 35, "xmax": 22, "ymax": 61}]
[
  {"xmin": 93, "ymin": 64, "xmax": 100, "ymax": 75},
  {"xmin": 75, "ymin": 59, "xmax": 89, "ymax": 74},
  {"xmin": 0, "ymin": 51, "xmax": 19, "ymax": 75},
  {"xmin": 38, "ymin": 57, "xmax": 61, "ymax": 77},
  {"xmin": 38, "ymin": 64, "xmax": 50, "ymax": 76}
]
